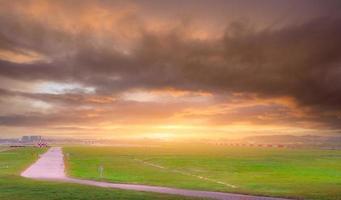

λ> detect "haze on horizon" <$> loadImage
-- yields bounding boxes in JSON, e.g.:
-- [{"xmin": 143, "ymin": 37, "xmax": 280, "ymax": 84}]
[{"xmin": 0, "ymin": 0, "xmax": 341, "ymax": 140}]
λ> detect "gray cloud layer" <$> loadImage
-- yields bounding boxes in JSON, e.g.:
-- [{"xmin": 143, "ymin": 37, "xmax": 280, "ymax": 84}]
[{"xmin": 0, "ymin": 1, "xmax": 341, "ymax": 130}]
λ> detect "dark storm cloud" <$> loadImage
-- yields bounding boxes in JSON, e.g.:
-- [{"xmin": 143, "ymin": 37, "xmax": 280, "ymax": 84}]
[
  {"xmin": 0, "ymin": 1, "xmax": 341, "ymax": 129},
  {"xmin": 0, "ymin": 114, "xmax": 67, "ymax": 127},
  {"xmin": 70, "ymin": 18, "xmax": 341, "ymax": 110},
  {"xmin": 0, "ymin": 109, "xmax": 106, "ymax": 127}
]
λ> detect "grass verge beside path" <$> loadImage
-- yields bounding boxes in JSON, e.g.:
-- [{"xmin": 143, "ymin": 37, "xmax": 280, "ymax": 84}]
[
  {"xmin": 65, "ymin": 145, "xmax": 341, "ymax": 200},
  {"xmin": 0, "ymin": 147, "xmax": 203, "ymax": 200}
]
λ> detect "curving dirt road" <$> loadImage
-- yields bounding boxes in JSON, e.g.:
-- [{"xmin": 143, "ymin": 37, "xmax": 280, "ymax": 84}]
[{"xmin": 21, "ymin": 147, "xmax": 291, "ymax": 200}]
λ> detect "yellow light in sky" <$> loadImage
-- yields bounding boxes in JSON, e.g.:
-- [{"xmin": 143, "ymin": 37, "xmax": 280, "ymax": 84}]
[{"xmin": 0, "ymin": 49, "xmax": 46, "ymax": 64}]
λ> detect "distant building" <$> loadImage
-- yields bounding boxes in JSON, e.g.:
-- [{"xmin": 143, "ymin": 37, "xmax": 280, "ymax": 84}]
[
  {"xmin": 21, "ymin": 136, "xmax": 30, "ymax": 143},
  {"xmin": 30, "ymin": 136, "xmax": 42, "ymax": 141},
  {"xmin": 21, "ymin": 135, "xmax": 42, "ymax": 143}
]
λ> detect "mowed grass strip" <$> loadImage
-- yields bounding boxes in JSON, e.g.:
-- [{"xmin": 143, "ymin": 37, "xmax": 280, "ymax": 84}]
[
  {"xmin": 0, "ymin": 147, "xmax": 45, "ymax": 174},
  {"xmin": 0, "ymin": 147, "xmax": 203, "ymax": 200},
  {"xmin": 65, "ymin": 145, "xmax": 341, "ymax": 200}
]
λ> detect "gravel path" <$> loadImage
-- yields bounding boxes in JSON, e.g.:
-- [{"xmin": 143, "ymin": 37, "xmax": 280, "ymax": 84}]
[
  {"xmin": 21, "ymin": 147, "xmax": 291, "ymax": 200},
  {"xmin": 22, "ymin": 147, "xmax": 66, "ymax": 179}
]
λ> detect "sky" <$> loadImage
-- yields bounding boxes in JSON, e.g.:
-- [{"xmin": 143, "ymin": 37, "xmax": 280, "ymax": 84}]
[{"xmin": 0, "ymin": 0, "xmax": 341, "ymax": 140}]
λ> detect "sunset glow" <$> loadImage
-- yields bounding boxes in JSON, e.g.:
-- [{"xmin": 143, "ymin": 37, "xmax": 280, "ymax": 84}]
[{"xmin": 1, "ymin": 0, "xmax": 341, "ymax": 140}]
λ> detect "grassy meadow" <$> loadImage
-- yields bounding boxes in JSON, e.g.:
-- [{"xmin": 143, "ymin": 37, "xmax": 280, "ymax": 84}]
[
  {"xmin": 65, "ymin": 144, "xmax": 341, "ymax": 200},
  {"xmin": 0, "ymin": 147, "xmax": 202, "ymax": 200}
]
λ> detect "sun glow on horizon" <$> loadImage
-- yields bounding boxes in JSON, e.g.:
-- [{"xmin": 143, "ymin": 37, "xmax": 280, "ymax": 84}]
[{"xmin": 0, "ymin": 1, "xmax": 340, "ymax": 140}]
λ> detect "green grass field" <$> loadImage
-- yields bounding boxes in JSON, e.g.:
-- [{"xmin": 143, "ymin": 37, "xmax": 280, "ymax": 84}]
[
  {"xmin": 65, "ymin": 145, "xmax": 341, "ymax": 200},
  {"xmin": 0, "ymin": 147, "xmax": 201, "ymax": 200}
]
